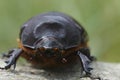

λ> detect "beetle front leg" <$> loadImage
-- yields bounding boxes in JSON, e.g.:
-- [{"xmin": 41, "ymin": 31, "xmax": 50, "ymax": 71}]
[
  {"xmin": 77, "ymin": 50, "xmax": 101, "ymax": 80},
  {"xmin": 0, "ymin": 48, "xmax": 23, "ymax": 70},
  {"xmin": 77, "ymin": 51, "xmax": 92, "ymax": 76}
]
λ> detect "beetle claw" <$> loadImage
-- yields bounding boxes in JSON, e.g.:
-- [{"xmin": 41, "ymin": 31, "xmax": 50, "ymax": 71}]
[{"xmin": 4, "ymin": 58, "xmax": 17, "ymax": 70}]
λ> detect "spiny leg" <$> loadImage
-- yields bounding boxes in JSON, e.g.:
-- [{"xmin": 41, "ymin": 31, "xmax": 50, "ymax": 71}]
[
  {"xmin": 0, "ymin": 48, "xmax": 23, "ymax": 70},
  {"xmin": 77, "ymin": 51, "xmax": 92, "ymax": 76},
  {"xmin": 77, "ymin": 50, "xmax": 101, "ymax": 80}
]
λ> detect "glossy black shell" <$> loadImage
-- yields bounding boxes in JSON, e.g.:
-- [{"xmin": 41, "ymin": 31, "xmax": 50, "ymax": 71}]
[{"xmin": 20, "ymin": 12, "xmax": 88, "ymax": 49}]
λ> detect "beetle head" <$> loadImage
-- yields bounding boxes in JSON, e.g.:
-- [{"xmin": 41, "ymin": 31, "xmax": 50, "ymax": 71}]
[{"xmin": 35, "ymin": 36, "xmax": 63, "ymax": 57}]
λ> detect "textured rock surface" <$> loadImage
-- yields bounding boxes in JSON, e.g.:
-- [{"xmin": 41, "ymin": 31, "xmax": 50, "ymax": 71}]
[{"xmin": 0, "ymin": 58, "xmax": 120, "ymax": 80}]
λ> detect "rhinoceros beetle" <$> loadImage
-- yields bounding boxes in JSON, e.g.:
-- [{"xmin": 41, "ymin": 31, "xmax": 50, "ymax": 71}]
[{"xmin": 0, "ymin": 12, "xmax": 95, "ymax": 78}]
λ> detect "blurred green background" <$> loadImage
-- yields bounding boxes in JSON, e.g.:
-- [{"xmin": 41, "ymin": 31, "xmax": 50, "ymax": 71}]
[{"xmin": 0, "ymin": 0, "xmax": 120, "ymax": 62}]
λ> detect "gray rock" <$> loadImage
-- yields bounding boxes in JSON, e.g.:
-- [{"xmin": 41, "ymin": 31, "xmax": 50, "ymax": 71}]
[{"xmin": 0, "ymin": 59, "xmax": 120, "ymax": 80}]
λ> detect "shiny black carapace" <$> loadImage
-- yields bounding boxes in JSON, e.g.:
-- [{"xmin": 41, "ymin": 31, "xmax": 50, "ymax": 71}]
[{"xmin": 0, "ymin": 12, "xmax": 95, "ymax": 77}]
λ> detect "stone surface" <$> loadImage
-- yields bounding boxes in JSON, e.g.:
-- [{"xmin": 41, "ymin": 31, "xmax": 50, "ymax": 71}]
[{"xmin": 0, "ymin": 58, "xmax": 120, "ymax": 80}]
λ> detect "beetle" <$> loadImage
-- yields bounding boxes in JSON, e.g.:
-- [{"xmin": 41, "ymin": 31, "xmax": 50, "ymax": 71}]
[{"xmin": 0, "ymin": 12, "xmax": 95, "ymax": 77}]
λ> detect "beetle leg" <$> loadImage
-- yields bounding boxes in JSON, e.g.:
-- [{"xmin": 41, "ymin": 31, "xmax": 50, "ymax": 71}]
[
  {"xmin": 0, "ymin": 48, "xmax": 23, "ymax": 70},
  {"xmin": 77, "ymin": 49, "xmax": 101, "ymax": 80},
  {"xmin": 77, "ymin": 51, "xmax": 92, "ymax": 76}
]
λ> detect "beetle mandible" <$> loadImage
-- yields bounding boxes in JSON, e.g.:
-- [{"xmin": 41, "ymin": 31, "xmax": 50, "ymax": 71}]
[{"xmin": 0, "ymin": 12, "xmax": 95, "ymax": 77}]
